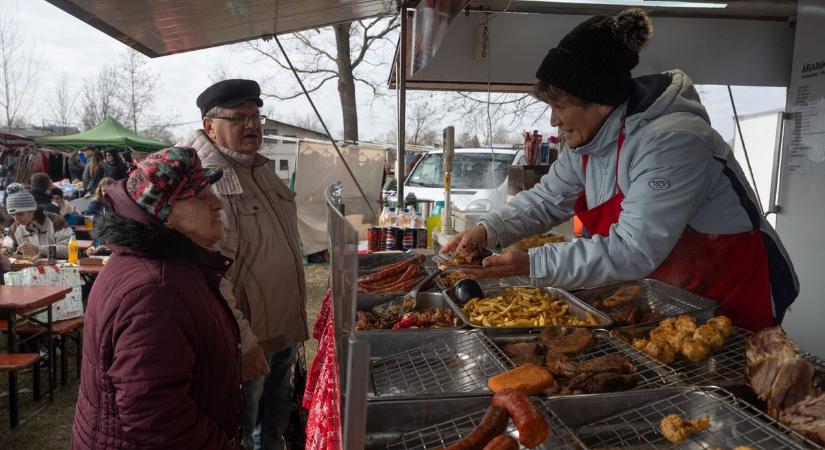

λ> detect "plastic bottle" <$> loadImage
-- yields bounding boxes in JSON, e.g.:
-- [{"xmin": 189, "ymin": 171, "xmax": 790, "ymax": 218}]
[
  {"xmin": 2, "ymin": 228, "xmax": 12, "ymax": 251},
  {"xmin": 68, "ymin": 232, "xmax": 79, "ymax": 264},
  {"xmin": 387, "ymin": 207, "xmax": 397, "ymax": 226},
  {"xmin": 399, "ymin": 207, "xmax": 411, "ymax": 228},
  {"xmin": 426, "ymin": 201, "xmax": 444, "ymax": 250},
  {"xmin": 378, "ymin": 202, "xmax": 390, "ymax": 228}
]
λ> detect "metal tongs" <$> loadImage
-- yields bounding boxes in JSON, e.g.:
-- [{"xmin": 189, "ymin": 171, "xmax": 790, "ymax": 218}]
[{"xmin": 370, "ymin": 269, "xmax": 443, "ymax": 318}]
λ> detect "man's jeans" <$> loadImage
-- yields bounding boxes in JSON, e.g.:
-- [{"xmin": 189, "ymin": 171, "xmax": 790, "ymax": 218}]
[{"xmin": 241, "ymin": 345, "xmax": 298, "ymax": 450}]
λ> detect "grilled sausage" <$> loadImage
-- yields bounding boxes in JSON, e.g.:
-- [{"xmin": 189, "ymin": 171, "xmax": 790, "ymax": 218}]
[
  {"xmin": 491, "ymin": 389, "xmax": 550, "ymax": 448},
  {"xmin": 360, "ymin": 265, "xmax": 418, "ymax": 291},
  {"xmin": 444, "ymin": 405, "xmax": 509, "ymax": 450},
  {"xmin": 371, "ymin": 275, "xmax": 424, "ymax": 293},
  {"xmin": 482, "ymin": 435, "xmax": 518, "ymax": 450},
  {"xmin": 358, "ymin": 254, "xmax": 424, "ymax": 283}
]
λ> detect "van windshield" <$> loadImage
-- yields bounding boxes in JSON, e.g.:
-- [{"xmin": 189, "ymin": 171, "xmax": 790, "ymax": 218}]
[{"xmin": 406, "ymin": 153, "xmax": 514, "ymax": 189}]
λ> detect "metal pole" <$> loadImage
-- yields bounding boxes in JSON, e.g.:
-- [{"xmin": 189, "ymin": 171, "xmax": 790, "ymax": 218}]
[
  {"xmin": 396, "ymin": 1, "xmax": 408, "ymax": 208},
  {"xmin": 273, "ymin": 36, "xmax": 377, "ymax": 219}
]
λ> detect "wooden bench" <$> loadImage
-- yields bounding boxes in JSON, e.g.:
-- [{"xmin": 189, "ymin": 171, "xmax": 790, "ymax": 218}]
[
  {"xmin": 0, "ymin": 352, "xmax": 42, "ymax": 429},
  {"xmin": 15, "ymin": 316, "xmax": 84, "ymax": 386}
]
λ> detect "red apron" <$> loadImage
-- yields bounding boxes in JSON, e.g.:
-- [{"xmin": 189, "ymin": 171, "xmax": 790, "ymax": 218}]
[{"xmin": 572, "ymin": 127, "xmax": 773, "ymax": 331}]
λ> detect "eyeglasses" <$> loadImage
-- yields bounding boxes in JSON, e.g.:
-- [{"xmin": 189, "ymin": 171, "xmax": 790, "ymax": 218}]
[{"xmin": 208, "ymin": 114, "xmax": 267, "ymax": 126}]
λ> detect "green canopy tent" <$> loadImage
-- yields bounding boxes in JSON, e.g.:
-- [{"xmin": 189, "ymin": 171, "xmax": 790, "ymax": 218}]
[{"xmin": 34, "ymin": 117, "xmax": 169, "ymax": 151}]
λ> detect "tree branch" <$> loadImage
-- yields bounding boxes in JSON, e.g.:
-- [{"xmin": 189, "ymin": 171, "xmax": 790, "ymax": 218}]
[
  {"xmin": 352, "ymin": 17, "xmax": 398, "ymax": 69},
  {"xmin": 263, "ymin": 74, "xmax": 336, "ymax": 101}
]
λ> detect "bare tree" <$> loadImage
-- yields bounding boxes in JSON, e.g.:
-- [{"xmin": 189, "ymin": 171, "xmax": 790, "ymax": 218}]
[
  {"xmin": 0, "ymin": 5, "xmax": 41, "ymax": 132},
  {"xmin": 140, "ymin": 125, "xmax": 175, "ymax": 144},
  {"xmin": 407, "ymin": 97, "xmax": 443, "ymax": 145},
  {"xmin": 81, "ymin": 65, "xmax": 124, "ymax": 129},
  {"xmin": 291, "ymin": 113, "xmax": 323, "ymax": 133},
  {"xmin": 445, "ymin": 92, "xmax": 547, "ymax": 145},
  {"xmin": 246, "ymin": 17, "xmax": 399, "ymax": 142},
  {"xmin": 457, "ymin": 130, "xmax": 481, "ymax": 148},
  {"xmin": 122, "ymin": 49, "xmax": 160, "ymax": 132},
  {"xmin": 49, "ymin": 75, "xmax": 76, "ymax": 134},
  {"xmin": 208, "ymin": 63, "xmax": 235, "ymax": 84}
]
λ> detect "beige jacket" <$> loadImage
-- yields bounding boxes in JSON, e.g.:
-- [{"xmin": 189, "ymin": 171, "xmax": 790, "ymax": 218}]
[{"xmin": 179, "ymin": 130, "xmax": 308, "ymax": 359}]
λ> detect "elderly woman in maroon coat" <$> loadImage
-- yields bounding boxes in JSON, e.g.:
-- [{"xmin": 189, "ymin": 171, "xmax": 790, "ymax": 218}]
[{"xmin": 71, "ymin": 147, "xmax": 242, "ymax": 449}]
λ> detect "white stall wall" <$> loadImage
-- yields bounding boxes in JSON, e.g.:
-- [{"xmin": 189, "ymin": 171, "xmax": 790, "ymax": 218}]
[
  {"xmin": 293, "ymin": 141, "xmax": 384, "ymax": 255},
  {"xmin": 731, "ymin": 111, "xmax": 783, "ymax": 227},
  {"xmin": 775, "ymin": 0, "xmax": 825, "ymax": 358},
  {"xmin": 409, "ymin": 13, "xmax": 794, "ymax": 89}
]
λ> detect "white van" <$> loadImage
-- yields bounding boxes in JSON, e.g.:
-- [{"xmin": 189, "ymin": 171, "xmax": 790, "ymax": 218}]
[{"xmin": 402, "ymin": 148, "xmax": 523, "ymax": 212}]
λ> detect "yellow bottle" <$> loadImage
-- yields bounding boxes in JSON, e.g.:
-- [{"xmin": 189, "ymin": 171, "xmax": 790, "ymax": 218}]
[
  {"xmin": 68, "ymin": 234, "xmax": 79, "ymax": 264},
  {"xmin": 426, "ymin": 201, "xmax": 444, "ymax": 249}
]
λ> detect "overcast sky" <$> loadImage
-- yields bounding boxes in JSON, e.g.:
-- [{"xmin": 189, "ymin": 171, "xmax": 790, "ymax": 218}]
[{"xmin": 8, "ymin": 0, "xmax": 787, "ymax": 145}]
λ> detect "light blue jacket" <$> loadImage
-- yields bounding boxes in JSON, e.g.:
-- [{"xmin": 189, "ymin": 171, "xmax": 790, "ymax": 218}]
[{"xmin": 479, "ymin": 71, "xmax": 797, "ymax": 317}]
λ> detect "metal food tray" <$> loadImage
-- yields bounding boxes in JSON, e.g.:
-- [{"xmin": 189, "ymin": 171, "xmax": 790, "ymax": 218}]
[
  {"xmin": 358, "ymin": 250, "xmax": 436, "ymax": 275},
  {"xmin": 355, "ymin": 291, "xmax": 468, "ymax": 331},
  {"xmin": 364, "ymin": 395, "xmax": 582, "ymax": 449},
  {"xmin": 434, "ymin": 273, "xmax": 532, "ymax": 291},
  {"xmin": 364, "ymin": 329, "xmax": 510, "ymax": 399},
  {"xmin": 546, "ymin": 386, "xmax": 822, "ymax": 449},
  {"xmin": 444, "ymin": 286, "xmax": 613, "ymax": 335},
  {"xmin": 493, "ymin": 330, "xmax": 681, "ymax": 392},
  {"xmin": 569, "ymin": 279, "xmax": 719, "ymax": 328}
]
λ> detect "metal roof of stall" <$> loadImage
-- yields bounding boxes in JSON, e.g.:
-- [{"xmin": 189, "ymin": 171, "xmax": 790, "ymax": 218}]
[
  {"xmin": 45, "ymin": 0, "xmax": 398, "ymax": 57},
  {"xmin": 389, "ymin": 0, "xmax": 798, "ymax": 91}
]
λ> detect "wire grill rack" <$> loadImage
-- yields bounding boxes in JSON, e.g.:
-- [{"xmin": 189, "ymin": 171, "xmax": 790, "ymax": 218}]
[
  {"xmin": 662, "ymin": 327, "xmax": 753, "ymax": 387},
  {"xmin": 567, "ymin": 334, "xmax": 681, "ymax": 391},
  {"xmin": 570, "ymin": 279, "xmax": 718, "ymax": 326},
  {"xmin": 572, "ymin": 386, "xmax": 820, "ymax": 449},
  {"xmin": 386, "ymin": 399, "xmax": 582, "ymax": 449},
  {"xmin": 496, "ymin": 332, "xmax": 680, "ymax": 391},
  {"xmin": 370, "ymin": 331, "xmax": 510, "ymax": 398}
]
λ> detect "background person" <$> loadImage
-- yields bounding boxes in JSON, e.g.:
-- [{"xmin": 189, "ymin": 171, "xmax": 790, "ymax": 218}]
[
  {"xmin": 179, "ymin": 79, "xmax": 307, "ymax": 450},
  {"xmin": 103, "ymin": 148, "xmax": 129, "ymax": 180},
  {"xmin": 444, "ymin": 8, "xmax": 797, "ymax": 332},
  {"xmin": 30, "ymin": 172, "xmax": 60, "ymax": 214},
  {"xmin": 71, "ymin": 147, "xmax": 242, "ymax": 449},
  {"xmin": 68, "ymin": 151, "xmax": 86, "ymax": 181},
  {"xmin": 83, "ymin": 150, "xmax": 105, "ymax": 194},
  {"xmin": 6, "ymin": 183, "xmax": 71, "ymax": 259},
  {"xmin": 83, "ymin": 177, "xmax": 117, "ymax": 216}
]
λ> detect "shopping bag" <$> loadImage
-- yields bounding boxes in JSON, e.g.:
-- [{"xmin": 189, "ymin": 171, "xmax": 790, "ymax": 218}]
[{"xmin": 3, "ymin": 263, "xmax": 84, "ymax": 321}]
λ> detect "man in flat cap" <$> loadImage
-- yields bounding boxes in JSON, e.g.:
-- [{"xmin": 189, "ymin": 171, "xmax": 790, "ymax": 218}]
[{"xmin": 179, "ymin": 79, "xmax": 307, "ymax": 450}]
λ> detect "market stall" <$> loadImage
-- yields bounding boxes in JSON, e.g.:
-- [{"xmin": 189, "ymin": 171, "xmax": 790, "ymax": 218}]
[
  {"xmin": 314, "ymin": 179, "xmax": 825, "ymax": 448},
  {"xmin": 44, "ymin": 0, "xmax": 825, "ymax": 449}
]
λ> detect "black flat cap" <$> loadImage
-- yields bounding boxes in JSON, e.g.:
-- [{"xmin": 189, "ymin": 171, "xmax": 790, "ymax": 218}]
[{"xmin": 196, "ymin": 79, "xmax": 264, "ymax": 118}]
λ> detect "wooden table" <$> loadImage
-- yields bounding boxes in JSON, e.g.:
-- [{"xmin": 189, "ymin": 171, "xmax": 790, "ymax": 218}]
[
  {"xmin": 0, "ymin": 285, "xmax": 73, "ymax": 423},
  {"xmin": 77, "ymin": 240, "xmax": 93, "ymax": 252}
]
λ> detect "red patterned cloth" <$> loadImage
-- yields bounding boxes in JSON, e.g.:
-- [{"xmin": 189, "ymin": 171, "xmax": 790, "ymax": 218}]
[{"xmin": 304, "ymin": 289, "xmax": 341, "ymax": 450}]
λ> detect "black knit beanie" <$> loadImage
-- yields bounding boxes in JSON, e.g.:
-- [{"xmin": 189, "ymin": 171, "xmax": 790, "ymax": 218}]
[{"xmin": 535, "ymin": 8, "xmax": 654, "ymax": 106}]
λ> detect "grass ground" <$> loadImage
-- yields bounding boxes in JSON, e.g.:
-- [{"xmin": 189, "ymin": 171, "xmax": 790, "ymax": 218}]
[{"xmin": 0, "ymin": 262, "xmax": 330, "ymax": 449}]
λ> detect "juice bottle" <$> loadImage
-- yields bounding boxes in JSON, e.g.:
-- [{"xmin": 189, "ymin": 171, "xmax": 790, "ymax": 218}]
[
  {"xmin": 68, "ymin": 233, "xmax": 79, "ymax": 264},
  {"xmin": 426, "ymin": 201, "xmax": 444, "ymax": 249}
]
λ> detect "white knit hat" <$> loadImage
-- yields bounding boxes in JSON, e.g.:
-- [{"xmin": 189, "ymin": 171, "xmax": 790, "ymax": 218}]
[{"xmin": 6, "ymin": 183, "xmax": 38, "ymax": 214}]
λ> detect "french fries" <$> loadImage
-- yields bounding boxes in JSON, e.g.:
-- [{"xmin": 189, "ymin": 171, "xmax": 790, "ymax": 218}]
[{"xmin": 462, "ymin": 287, "xmax": 598, "ymax": 327}]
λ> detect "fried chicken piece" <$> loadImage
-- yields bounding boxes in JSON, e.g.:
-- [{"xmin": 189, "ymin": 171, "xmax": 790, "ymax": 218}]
[
  {"xmin": 666, "ymin": 329, "xmax": 691, "ymax": 350},
  {"xmin": 675, "ymin": 315, "xmax": 698, "ymax": 334},
  {"xmin": 633, "ymin": 338, "xmax": 649, "ymax": 350},
  {"xmin": 644, "ymin": 340, "xmax": 677, "ymax": 364},
  {"xmin": 707, "ymin": 315, "xmax": 733, "ymax": 339},
  {"xmin": 681, "ymin": 337, "xmax": 711, "ymax": 363},
  {"xmin": 694, "ymin": 324, "xmax": 725, "ymax": 350},
  {"xmin": 660, "ymin": 413, "xmax": 711, "ymax": 444},
  {"xmin": 659, "ymin": 317, "xmax": 679, "ymax": 331},
  {"xmin": 649, "ymin": 327, "xmax": 671, "ymax": 345}
]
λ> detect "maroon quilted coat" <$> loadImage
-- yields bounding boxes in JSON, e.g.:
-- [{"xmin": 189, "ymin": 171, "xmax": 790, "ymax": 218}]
[{"xmin": 71, "ymin": 181, "xmax": 242, "ymax": 449}]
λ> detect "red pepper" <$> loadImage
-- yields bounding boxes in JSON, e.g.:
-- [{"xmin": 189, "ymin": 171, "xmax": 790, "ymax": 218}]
[{"xmin": 392, "ymin": 313, "xmax": 417, "ymax": 329}]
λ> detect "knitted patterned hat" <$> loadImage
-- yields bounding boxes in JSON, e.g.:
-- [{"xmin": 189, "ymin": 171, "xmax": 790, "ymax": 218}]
[
  {"xmin": 6, "ymin": 183, "xmax": 38, "ymax": 214},
  {"xmin": 126, "ymin": 147, "xmax": 222, "ymax": 222},
  {"xmin": 535, "ymin": 8, "xmax": 653, "ymax": 105}
]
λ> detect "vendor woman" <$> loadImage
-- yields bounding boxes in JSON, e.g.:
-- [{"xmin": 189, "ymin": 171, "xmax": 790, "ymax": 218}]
[{"xmin": 443, "ymin": 9, "xmax": 798, "ymax": 332}]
